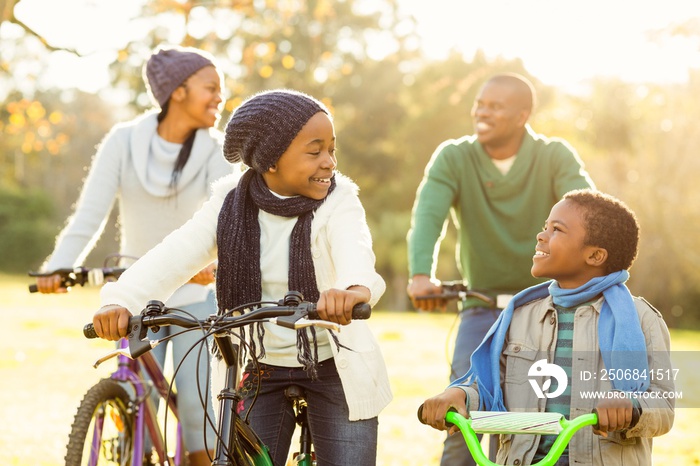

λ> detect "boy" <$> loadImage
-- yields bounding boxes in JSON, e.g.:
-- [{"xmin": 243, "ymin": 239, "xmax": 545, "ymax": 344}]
[{"xmin": 420, "ymin": 189, "xmax": 674, "ymax": 466}]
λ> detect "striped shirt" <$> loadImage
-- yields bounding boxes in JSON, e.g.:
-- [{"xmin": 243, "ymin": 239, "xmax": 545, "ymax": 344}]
[{"xmin": 534, "ymin": 304, "xmax": 576, "ymax": 461}]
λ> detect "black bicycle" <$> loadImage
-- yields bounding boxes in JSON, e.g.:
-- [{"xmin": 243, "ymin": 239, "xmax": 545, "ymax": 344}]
[{"xmin": 83, "ymin": 291, "xmax": 371, "ymax": 466}]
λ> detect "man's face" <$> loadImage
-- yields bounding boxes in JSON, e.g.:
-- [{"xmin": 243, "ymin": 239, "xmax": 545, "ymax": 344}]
[{"xmin": 471, "ymin": 81, "xmax": 528, "ymax": 150}]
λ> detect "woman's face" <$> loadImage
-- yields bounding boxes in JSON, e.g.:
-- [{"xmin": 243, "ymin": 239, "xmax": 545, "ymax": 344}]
[
  {"xmin": 177, "ymin": 65, "xmax": 223, "ymax": 129},
  {"xmin": 262, "ymin": 112, "xmax": 337, "ymax": 200}
]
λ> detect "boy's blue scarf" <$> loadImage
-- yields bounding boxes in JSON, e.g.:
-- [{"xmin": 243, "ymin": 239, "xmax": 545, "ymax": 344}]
[{"xmin": 451, "ymin": 271, "xmax": 649, "ymax": 411}]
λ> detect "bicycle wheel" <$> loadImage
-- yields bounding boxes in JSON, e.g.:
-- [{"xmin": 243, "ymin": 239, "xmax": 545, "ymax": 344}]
[{"xmin": 65, "ymin": 378, "xmax": 135, "ymax": 466}]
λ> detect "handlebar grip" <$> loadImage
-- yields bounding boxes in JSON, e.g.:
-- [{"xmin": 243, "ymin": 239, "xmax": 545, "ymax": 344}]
[
  {"xmin": 417, "ymin": 404, "xmax": 426, "ymax": 424},
  {"xmin": 351, "ymin": 302, "xmax": 371, "ymax": 319},
  {"xmin": 83, "ymin": 323, "xmax": 98, "ymax": 339},
  {"xmin": 308, "ymin": 303, "xmax": 371, "ymax": 320}
]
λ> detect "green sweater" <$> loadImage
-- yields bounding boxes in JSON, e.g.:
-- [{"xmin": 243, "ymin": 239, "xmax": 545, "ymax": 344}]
[{"xmin": 408, "ymin": 126, "xmax": 594, "ymax": 306}]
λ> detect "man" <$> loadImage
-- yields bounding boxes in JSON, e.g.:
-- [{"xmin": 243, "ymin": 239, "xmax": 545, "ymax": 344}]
[{"xmin": 407, "ymin": 73, "xmax": 595, "ymax": 466}]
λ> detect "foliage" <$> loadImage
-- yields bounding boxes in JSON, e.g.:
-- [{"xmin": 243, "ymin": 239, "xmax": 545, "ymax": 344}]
[
  {"xmin": 2, "ymin": 0, "xmax": 700, "ymax": 325},
  {"xmin": 0, "ymin": 185, "xmax": 56, "ymax": 272}
]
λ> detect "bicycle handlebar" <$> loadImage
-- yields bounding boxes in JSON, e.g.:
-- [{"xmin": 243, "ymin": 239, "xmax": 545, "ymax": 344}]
[
  {"xmin": 28, "ymin": 266, "xmax": 126, "ymax": 293},
  {"xmin": 82, "ymin": 291, "xmax": 371, "ymax": 366},
  {"xmin": 414, "ymin": 280, "xmax": 496, "ymax": 307},
  {"xmin": 417, "ymin": 404, "xmax": 599, "ymax": 466}
]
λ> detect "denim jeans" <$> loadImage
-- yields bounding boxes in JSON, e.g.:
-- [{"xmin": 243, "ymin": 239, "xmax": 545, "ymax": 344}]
[
  {"xmin": 149, "ymin": 290, "xmax": 217, "ymax": 452},
  {"xmin": 238, "ymin": 358, "xmax": 378, "ymax": 466},
  {"xmin": 441, "ymin": 306, "xmax": 501, "ymax": 466}
]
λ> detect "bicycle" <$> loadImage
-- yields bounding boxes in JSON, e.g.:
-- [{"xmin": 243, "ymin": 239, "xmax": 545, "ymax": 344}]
[
  {"xmin": 82, "ymin": 290, "xmax": 372, "ymax": 466},
  {"xmin": 417, "ymin": 406, "xmax": 599, "ymax": 466},
  {"xmin": 29, "ymin": 261, "xmax": 191, "ymax": 466}
]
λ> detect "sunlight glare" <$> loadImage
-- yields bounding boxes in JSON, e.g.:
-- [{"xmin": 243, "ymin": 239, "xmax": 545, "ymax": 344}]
[{"xmin": 397, "ymin": 0, "xmax": 700, "ymax": 90}]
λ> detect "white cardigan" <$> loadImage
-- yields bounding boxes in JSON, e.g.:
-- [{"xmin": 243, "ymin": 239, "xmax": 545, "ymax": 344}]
[{"xmin": 101, "ymin": 171, "xmax": 393, "ymax": 420}]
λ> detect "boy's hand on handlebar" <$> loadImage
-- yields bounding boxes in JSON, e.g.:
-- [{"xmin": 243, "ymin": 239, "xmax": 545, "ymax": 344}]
[
  {"xmin": 316, "ymin": 286, "xmax": 370, "ymax": 326},
  {"xmin": 188, "ymin": 263, "xmax": 217, "ymax": 285},
  {"xmin": 36, "ymin": 274, "xmax": 67, "ymax": 294},
  {"xmin": 407, "ymin": 275, "xmax": 445, "ymax": 311},
  {"xmin": 592, "ymin": 398, "xmax": 634, "ymax": 437},
  {"xmin": 93, "ymin": 304, "xmax": 133, "ymax": 341},
  {"xmin": 420, "ymin": 387, "xmax": 469, "ymax": 434}
]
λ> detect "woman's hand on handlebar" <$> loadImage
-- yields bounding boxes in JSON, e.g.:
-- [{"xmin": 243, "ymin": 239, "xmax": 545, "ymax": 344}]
[
  {"xmin": 36, "ymin": 274, "xmax": 67, "ymax": 294},
  {"xmin": 316, "ymin": 286, "xmax": 370, "ymax": 326},
  {"xmin": 93, "ymin": 304, "xmax": 133, "ymax": 341},
  {"xmin": 420, "ymin": 387, "xmax": 469, "ymax": 434},
  {"xmin": 407, "ymin": 274, "xmax": 445, "ymax": 311}
]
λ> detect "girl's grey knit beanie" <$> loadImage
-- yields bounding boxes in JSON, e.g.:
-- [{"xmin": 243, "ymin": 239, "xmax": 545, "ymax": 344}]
[{"xmin": 223, "ymin": 89, "xmax": 330, "ymax": 173}]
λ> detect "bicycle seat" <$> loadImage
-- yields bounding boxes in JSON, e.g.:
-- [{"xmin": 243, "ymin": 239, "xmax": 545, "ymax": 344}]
[{"xmin": 284, "ymin": 384, "xmax": 306, "ymax": 401}]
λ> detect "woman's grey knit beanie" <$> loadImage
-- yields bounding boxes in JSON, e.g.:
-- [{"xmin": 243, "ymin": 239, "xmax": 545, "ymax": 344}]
[
  {"xmin": 144, "ymin": 45, "xmax": 216, "ymax": 107},
  {"xmin": 223, "ymin": 89, "xmax": 330, "ymax": 173}
]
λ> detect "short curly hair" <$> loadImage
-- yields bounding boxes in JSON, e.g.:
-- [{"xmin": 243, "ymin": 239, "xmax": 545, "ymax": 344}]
[{"xmin": 563, "ymin": 189, "xmax": 640, "ymax": 274}]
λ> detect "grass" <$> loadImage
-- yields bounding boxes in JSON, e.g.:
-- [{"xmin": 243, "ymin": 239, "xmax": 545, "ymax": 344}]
[{"xmin": 1, "ymin": 273, "xmax": 698, "ymax": 465}]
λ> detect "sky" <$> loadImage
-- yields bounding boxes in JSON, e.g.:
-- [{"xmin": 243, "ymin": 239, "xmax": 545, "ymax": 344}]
[{"xmin": 7, "ymin": 0, "xmax": 700, "ymax": 94}]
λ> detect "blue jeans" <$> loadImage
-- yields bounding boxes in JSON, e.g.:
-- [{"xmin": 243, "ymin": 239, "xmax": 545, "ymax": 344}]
[
  {"xmin": 149, "ymin": 290, "xmax": 217, "ymax": 452},
  {"xmin": 441, "ymin": 306, "xmax": 501, "ymax": 466},
  {"xmin": 239, "ymin": 359, "xmax": 378, "ymax": 466}
]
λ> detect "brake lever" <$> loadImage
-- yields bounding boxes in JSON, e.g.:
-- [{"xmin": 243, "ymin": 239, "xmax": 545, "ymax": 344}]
[
  {"xmin": 283, "ymin": 318, "xmax": 340, "ymax": 332},
  {"xmin": 91, "ymin": 315, "xmax": 159, "ymax": 368}
]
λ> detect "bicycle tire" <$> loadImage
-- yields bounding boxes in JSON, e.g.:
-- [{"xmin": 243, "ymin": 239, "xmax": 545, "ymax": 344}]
[{"xmin": 64, "ymin": 378, "xmax": 135, "ymax": 466}]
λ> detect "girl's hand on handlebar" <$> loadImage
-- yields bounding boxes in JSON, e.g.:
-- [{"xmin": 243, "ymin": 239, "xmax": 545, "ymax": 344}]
[
  {"xmin": 592, "ymin": 398, "xmax": 634, "ymax": 437},
  {"xmin": 316, "ymin": 286, "xmax": 370, "ymax": 326},
  {"xmin": 93, "ymin": 304, "xmax": 133, "ymax": 341},
  {"xmin": 188, "ymin": 263, "xmax": 217, "ymax": 285},
  {"xmin": 36, "ymin": 274, "xmax": 67, "ymax": 294},
  {"xmin": 421, "ymin": 387, "xmax": 469, "ymax": 434},
  {"xmin": 407, "ymin": 275, "xmax": 445, "ymax": 312}
]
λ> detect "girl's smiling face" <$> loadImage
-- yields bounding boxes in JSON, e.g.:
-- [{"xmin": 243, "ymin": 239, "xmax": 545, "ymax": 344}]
[
  {"xmin": 263, "ymin": 112, "xmax": 337, "ymax": 200},
  {"xmin": 532, "ymin": 199, "xmax": 607, "ymax": 288}
]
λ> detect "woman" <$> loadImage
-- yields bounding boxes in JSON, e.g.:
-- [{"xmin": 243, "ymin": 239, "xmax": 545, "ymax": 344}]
[{"xmin": 36, "ymin": 45, "xmax": 235, "ymax": 466}]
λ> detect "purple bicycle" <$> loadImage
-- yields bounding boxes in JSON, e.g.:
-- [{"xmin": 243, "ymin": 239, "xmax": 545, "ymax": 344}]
[{"xmin": 30, "ymin": 260, "xmax": 193, "ymax": 465}]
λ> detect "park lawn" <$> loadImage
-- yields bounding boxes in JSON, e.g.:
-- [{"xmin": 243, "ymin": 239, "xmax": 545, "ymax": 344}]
[{"xmin": 1, "ymin": 274, "xmax": 698, "ymax": 465}]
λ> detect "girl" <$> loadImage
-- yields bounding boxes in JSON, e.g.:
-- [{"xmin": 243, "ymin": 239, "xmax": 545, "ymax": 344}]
[{"xmin": 93, "ymin": 89, "xmax": 393, "ymax": 466}]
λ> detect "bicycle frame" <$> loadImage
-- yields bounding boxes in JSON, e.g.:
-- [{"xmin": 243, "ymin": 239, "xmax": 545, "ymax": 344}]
[
  {"xmin": 447, "ymin": 410, "xmax": 599, "ymax": 466},
  {"xmin": 210, "ymin": 332, "xmax": 274, "ymax": 466}
]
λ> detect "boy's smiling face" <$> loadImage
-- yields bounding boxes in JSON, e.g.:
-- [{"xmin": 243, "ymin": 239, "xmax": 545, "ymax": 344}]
[{"xmin": 532, "ymin": 199, "xmax": 608, "ymax": 289}]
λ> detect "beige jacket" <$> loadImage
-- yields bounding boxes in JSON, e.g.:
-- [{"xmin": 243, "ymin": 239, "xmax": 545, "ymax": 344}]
[{"xmin": 460, "ymin": 295, "xmax": 674, "ymax": 466}]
